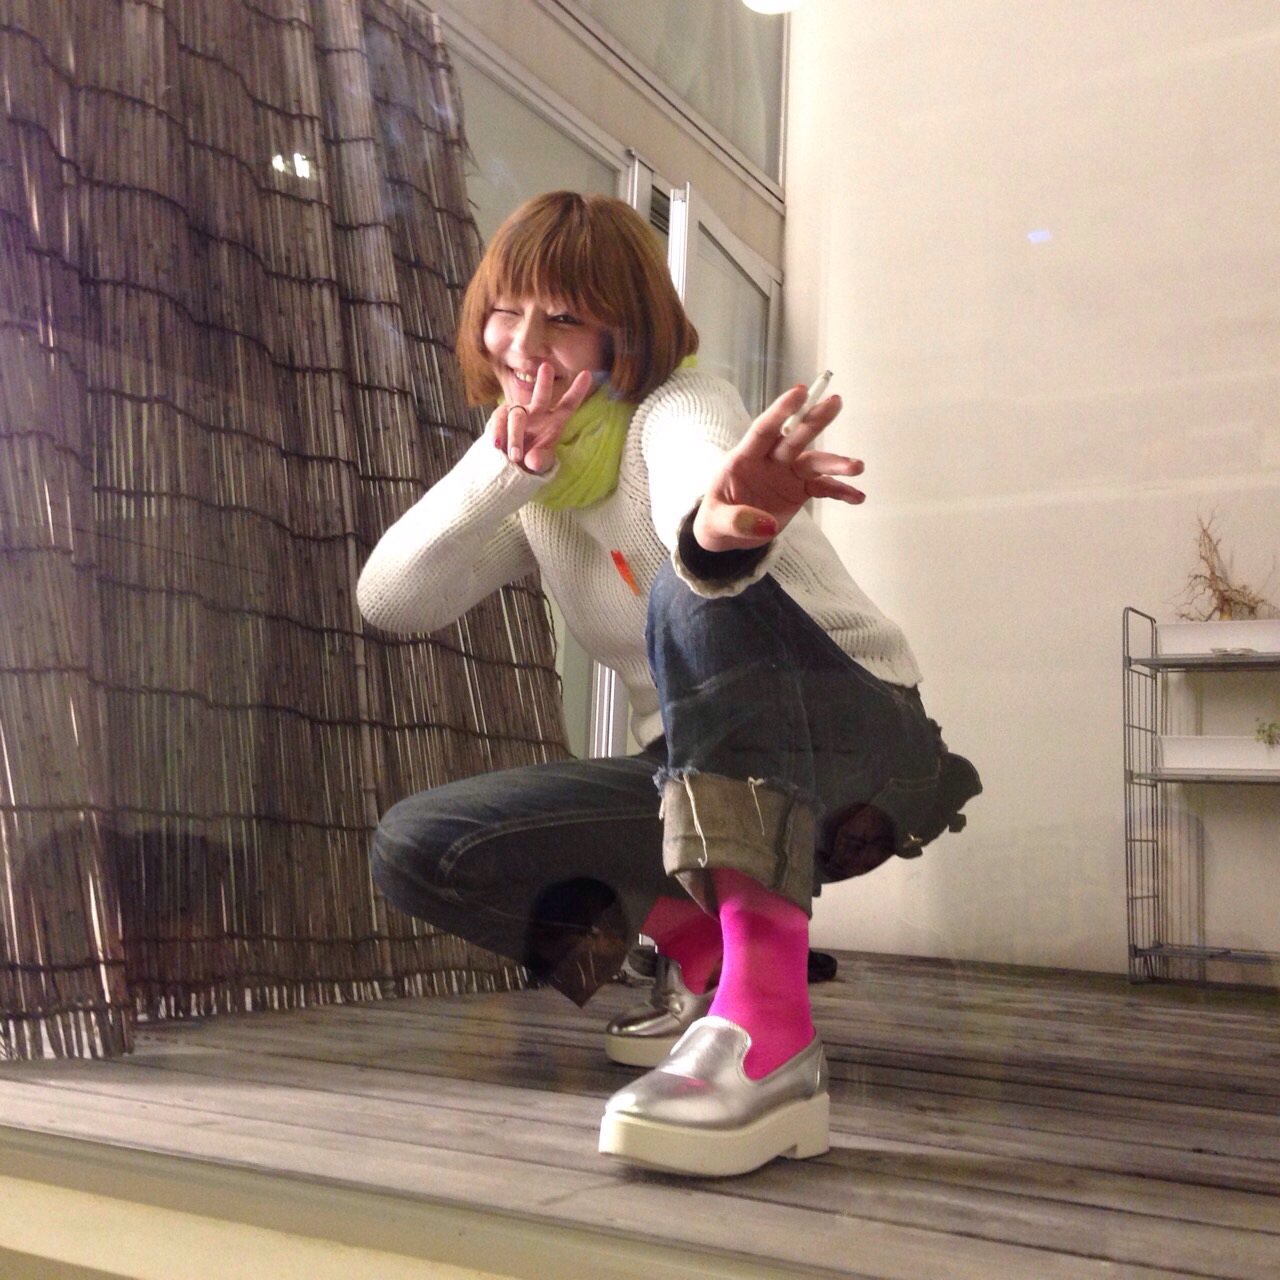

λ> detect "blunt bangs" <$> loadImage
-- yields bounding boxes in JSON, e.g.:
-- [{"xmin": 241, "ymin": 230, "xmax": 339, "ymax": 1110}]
[{"xmin": 457, "ymin": 192, "xmax": 698, "ymax": 405}]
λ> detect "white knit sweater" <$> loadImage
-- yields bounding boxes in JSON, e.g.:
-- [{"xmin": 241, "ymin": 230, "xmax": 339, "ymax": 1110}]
[{"xmin": 357, "ymin": 368, "xmax": 921, "ymax": 747}]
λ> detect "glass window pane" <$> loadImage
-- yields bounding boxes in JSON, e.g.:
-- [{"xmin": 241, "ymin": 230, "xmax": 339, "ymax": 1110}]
[
  {"xmin": 453, "ymin": 54, "xmax": 618, "ymax": 240},
  {"xmin": 451, "ymin": 54, "xmax": 622, "ymax": 755},
  {"xmin": 574, "ymin": 0, "xmax": 784, "ymax": 178},
  {"xmin": 692, "ymin": 228, "xmax": 770, "ymax": 414}
]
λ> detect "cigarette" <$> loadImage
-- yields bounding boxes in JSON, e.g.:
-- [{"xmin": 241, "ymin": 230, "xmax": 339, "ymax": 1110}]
[{"xmin": 781, "ymin": 369, "xmax": 832, "ymax": 436}]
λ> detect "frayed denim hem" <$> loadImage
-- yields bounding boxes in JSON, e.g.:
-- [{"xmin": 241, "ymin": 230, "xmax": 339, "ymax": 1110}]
[
  {"xmin": 654, "ymin": 769, "xmax": 817, "ymax": 916},
  {"xmin": 653, "ymin": 764, "xmax": 817, "ymax": 805}
]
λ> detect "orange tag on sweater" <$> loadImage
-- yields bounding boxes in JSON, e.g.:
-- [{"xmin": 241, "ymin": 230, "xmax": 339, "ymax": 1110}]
[{"xmin": 610, "ymin": 549, "xmax": 640, "ymax": 596}]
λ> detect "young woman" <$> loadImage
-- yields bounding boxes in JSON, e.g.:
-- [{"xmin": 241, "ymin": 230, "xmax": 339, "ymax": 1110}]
[{"xmin": 357, "ymin": 191, "xmax": 979, "ymax": 1177}]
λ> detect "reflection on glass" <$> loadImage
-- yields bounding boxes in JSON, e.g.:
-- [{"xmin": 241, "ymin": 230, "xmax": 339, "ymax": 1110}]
[
  {"xmin": 452, "ymin": 53, "xmax": 624, "ymax": 755},
  {"xmin": 692, "ymin": 228, "xmax": 769, "ymax": 413},
  {"xmin": 452, "ymin": 54, "xmax": 617, "ymax": 240},
  {"xmin": 575, "ymin": 0, "xmax": 784, "ymax": 178}
]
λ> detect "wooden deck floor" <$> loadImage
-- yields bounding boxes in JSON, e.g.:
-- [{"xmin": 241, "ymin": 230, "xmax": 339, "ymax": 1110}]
[{"xmin": 2, "ymin": 952, "xmax": 1279, "ymax": 1279}]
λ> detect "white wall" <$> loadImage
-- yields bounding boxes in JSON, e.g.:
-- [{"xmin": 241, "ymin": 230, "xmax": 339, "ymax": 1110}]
[{"xmin": 786, "ymin": 1, "xmax": 1280, "ymax": 972}]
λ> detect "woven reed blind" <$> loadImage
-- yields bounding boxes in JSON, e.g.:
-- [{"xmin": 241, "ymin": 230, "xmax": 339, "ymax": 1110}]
[{"xmin": 0, "ymin": 0, "xmax": 570, "ymax": 1061}]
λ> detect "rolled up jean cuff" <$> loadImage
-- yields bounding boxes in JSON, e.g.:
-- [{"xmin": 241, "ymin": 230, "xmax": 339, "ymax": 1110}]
[{"xmin": 659, "ymin": 771, "xmax": 816, "ymax": 916}]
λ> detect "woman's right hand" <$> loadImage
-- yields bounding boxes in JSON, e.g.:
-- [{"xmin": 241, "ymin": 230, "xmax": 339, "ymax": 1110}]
[
  {"xmin": 691, "ymin": 382, "xmax": 862, "ymax": 552},
  {"xmin": 491, "ymin": 363, "xmax": 595, "ymax": 474}
]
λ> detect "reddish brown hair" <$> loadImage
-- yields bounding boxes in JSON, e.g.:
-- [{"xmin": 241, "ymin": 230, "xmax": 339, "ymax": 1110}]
[{"xmin": 456, "ymin": 191, "xmax": 698, "ymax": 404}]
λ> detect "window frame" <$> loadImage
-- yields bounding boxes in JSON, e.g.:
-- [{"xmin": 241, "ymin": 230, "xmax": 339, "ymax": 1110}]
[
  {"xmin": 536, "ymin": 0, "xmax": 788, "ymax": 207},
  {"xmin": 435, "ymin": 7, "xmax": 786, "ymax": 760}
]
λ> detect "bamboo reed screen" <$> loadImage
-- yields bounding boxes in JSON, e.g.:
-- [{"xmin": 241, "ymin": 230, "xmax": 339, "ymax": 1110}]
[{"xmin": 0, "ymin": 0, "xmax": 570, "ymax": 1061}]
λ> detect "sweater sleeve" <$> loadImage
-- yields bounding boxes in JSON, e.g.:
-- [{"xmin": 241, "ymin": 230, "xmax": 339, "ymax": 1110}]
[
  {"xmin": 357, "ymin": 430, "xmax": 552, "ymax": 635},
  {"xmin": 638, "ymin": 373, "xmax": 782, "ymax": 597}
]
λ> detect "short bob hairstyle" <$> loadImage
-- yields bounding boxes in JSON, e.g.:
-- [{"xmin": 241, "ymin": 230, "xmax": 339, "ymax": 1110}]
[{"xmin": 456, "ymin": 191, "xmax": 698, "ymax": 405}]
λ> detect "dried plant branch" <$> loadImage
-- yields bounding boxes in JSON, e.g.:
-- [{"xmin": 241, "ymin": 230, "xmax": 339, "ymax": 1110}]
[{"xmin": 1177, "ymin": 515, "xmax": 1279, "ymax": 620}]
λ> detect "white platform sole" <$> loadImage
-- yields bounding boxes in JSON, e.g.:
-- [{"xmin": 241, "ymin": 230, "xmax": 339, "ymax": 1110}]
[
  {"xmin": 603, "ymin": 1030, "xmax": 681, "ymax": 1068},
  {"xmin": 598, "ymin": 1091, "xmax": 830, "ymax": 1177}
]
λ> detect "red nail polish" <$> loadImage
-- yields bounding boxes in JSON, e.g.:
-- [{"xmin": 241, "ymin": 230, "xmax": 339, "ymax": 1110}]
[{"xmin": 753, "ymin": 517, "xmax": 778, "ymax": 537}]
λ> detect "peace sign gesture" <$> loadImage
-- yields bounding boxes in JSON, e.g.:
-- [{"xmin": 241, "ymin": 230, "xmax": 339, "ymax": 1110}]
[
  {"xmin": 692, "ymin": 381, "xmax": 865, "ymax": 553},
  {"xmin": 492, "ymin": 363, "xmax": 595, "ymax": 475}
]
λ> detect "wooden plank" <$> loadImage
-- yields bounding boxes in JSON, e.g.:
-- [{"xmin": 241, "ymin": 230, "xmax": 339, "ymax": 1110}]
[
  {"xmin": 0, "ymin": 1091, "xmax": 1221, "ymax": 1280},
  {"xmin": 0, "ymin": 1173, "xmax": 511, "ymax": 1280},
  {"xmin": 74, "ymin": 1046, "xmax": 1280, "ymax": 1233},
  {"xmin": 113, "ymin": 1007, "xmax": 1280, "ymax": 1161},
  {"xmin": 811, "ymin": 978, "xmax": 1280, "ymax": 1040},
  {"xmin": 305, "ymin": 981, "xmax": 1280, "ymax": 1102},
  {"xmin": 101, "ymin": 991, "xmax": 1280, "ymax": 1189},
  {"xmin": 5, "ymin": 1046, "xmax": 1280, "ymax": 1275},
  {"xmin": 0, "ymin": 1128, "xmax": 815, "ymax": 1280},
  {"xmin": 131, "ymin": 975, "xmax": 1280, "ymax": 1093},
  {"xmin": 3, "ymin": 952, "xmax": 1279, "ymax": 1279},
  {"xmin": 96, "ymin": 1041, "xmax": 1280, "ymax": 1194},
  {"xmin": 134, "ymin": 991, "xmax": 1280, "ymax": 1110},
  {"xmin": 824, "ymin": 1040, "xmax": 1280, "ymax": 1110}
]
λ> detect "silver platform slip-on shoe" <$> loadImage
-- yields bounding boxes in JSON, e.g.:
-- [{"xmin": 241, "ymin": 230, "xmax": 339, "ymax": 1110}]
[
  {"xmin": 604, "ymin": 955, "xmax": 716, "ymax": 1067},
  {"xmin": 598, "ymin": 1015, "xmax": 830, "ymax": 1177}
]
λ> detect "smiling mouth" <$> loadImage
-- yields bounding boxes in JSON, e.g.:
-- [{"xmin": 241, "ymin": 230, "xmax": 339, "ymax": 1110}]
[
  {"xmin": 508, "ymin": 368, "xmax": 569, "ymax": 398},
  {"xmin": 504, "ymin": 373, "xmax": 542, "ymax": 408}
]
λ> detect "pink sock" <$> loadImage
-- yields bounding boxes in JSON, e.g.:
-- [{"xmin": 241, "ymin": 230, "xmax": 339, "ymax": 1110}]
[
  {"xmin": 640, "ymin": 894, "xmax": 723, "ymax": 995},
  {"xmin": 707, "ymin": 868, "xmax": 814, "ymax": 1079}
]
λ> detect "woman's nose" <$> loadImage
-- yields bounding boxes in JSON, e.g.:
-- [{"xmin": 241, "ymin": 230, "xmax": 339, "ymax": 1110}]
[{"xmin": 512, "ymin": 314, "xmax": 547, "ymax": 356}]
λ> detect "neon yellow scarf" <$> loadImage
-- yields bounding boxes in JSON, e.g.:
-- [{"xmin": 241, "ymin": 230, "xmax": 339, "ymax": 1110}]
[
  {"xmin": 535, "ymin": 383, "xmax": 634, "ymax": 511},
  {"xmin": 535, "ymin": 356, "xmax": 696, "ymax": 511}
]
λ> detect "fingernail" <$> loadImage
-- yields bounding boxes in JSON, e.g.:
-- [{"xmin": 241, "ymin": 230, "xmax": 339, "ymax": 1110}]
[{"xmin": 735, "ymin": 511, "xmax": 777, "ymax": 537}]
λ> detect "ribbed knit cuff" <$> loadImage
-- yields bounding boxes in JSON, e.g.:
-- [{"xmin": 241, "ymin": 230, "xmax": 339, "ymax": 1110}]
[{"xmin": 671, "ymin": 503, "xmax": 779, "ymax": 598}]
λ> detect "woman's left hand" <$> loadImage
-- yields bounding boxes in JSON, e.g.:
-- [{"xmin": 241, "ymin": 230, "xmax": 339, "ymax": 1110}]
[
  {"xmin": 492, "ymin": 364, "xmax": 595, "ymax": 475},
  {"xmin": 692, "ymin": 383, "xmax": 864, "ymax": 552}
]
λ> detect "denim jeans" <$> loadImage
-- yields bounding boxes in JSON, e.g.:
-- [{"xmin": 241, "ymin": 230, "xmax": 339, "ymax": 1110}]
[{"xmin": 371, "ymin": 559, "xmax": 961, "ymax": 1005}]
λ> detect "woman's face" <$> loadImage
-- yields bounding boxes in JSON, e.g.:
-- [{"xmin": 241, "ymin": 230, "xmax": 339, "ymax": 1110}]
[{"xmin": 483, "ymin": 297, "xmax": 609, "ymax": 406}]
